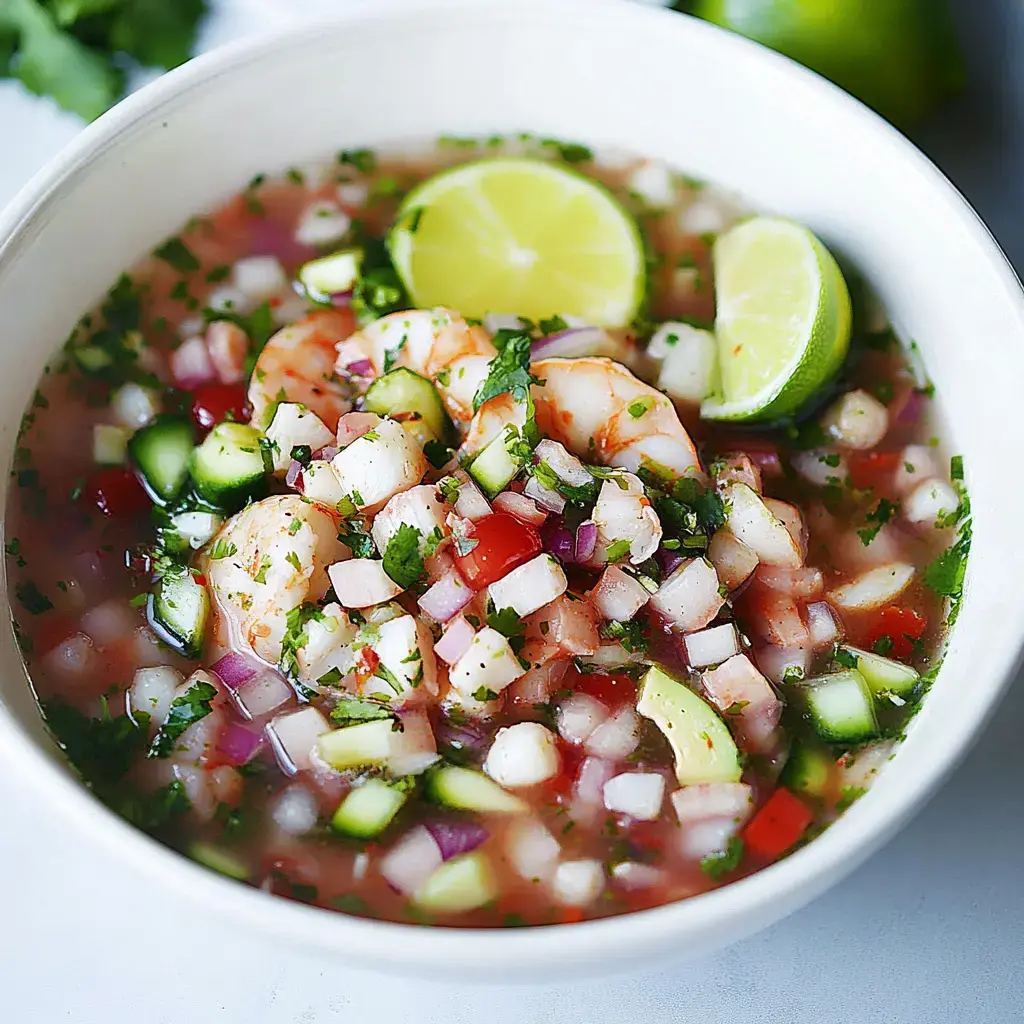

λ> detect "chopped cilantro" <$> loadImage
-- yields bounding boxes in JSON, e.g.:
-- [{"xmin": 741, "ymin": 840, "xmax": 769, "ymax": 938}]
[
  {"xmin": 290, "ymin": 444, "xmax": 312, "ymax": 467},
  {"xmin": 700, "ymin": 836, "xmax": 745, "ymax": 881},
  {"xmin": 473, "ymin": 329, "xmax": 543, "ymax": 445},
  {"xmin": 338, "ymin": 524, "xmax": 375, "ymax": 558},
  {"xmin": 599, "ymin": 619, "xmax": 648, "ymax": 653},
  {"xmin": 330, "ymin": 697, "xmax": 394, "ymax": 725},
  {"xmin": 338, "ymin": 148, "xmax": 377, "ymax": 173},
  {"xmin": 285, "ymin": 551, "xmax": 302, "ymax": 571},
  {"xmin": 42, "ymin": 698, "xmax": 147, "ymax": 788},
  {"xmin": 472, "ymin": 686, "xmax": 499, "ymax": 702},
  {"xmin": 424, "ymin": 439, "xmax": 453, "ymax": 469},
  {"xmin": 539, "ymin": 138, "xmax": 593, "ymax": 164},
  {"xmin": 486, "ymin": 604, "xmax": 526, "ymax": 654},
  {"xmin": 153, "ymin": 237, "xmax": 199, "ymax": 273},
  {"xmin": 836, "ymin": 786, "xmax": 866, "ymax": 812},
  {"xmin": 279, "ymin": 603, "xmax": 325, "ymax": 679},
  {"xmin": 253, "ymin": 554, "xmax": 272, "ymax": 584},
  {"xmin": 627, "ymin": 396, "xmax": 655, "ymax": 419},
  {"xmin": 857, "ymin": 498, "xmax": 899, "ymax": 545},
  {"xmin": 331, "ymin": 893, "xmax": 370, "ymax": 914},
  {"xmin": 120, "ymin": 780, "xmax": 191, "ymax": 834},
  {"xmin": 382, "ymin": 523, "xmax": 425, "ymax": 590},
  {"xmin": 834, "ymin": 648, "xmax": 859, "ymax": 670},
  {"xmin": 382, "ymin": 334, "xmax": 407, "ymax": 373},
  {"xmin": 605, "ymin": 538, "xmax": 632, "ymax": 563},
  {"xmin": 15, "ymin": 580, "xmax": 52, "ymax": 615},
  {"xmin": 208, "ymin": 539, "xmax": 237, "ymax": 560},
  {"xmin": 148, "ymin": 680, "xmax": 217, "ymax": 758},
  {"xmin": 374, "ymin": 663, "xmax": 404, "ymax": 696},
  {"xmin": 537, "ymin": 315, "xmax": 569, "ymax": 336},
  {"xmin": 872, "ymin": 636, "xmax": 894, "ymax": 657}
]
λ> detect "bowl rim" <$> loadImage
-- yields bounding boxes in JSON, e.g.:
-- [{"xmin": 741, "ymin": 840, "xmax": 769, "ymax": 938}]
[{"xmin": 1, "ymin": 0, "xmax": 1023, "ymax": 974}]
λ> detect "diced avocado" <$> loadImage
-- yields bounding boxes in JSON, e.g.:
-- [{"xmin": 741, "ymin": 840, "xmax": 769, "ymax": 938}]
[{"xmin": 636, "ymin": 665, "xmax": 742, "ymax": 785}]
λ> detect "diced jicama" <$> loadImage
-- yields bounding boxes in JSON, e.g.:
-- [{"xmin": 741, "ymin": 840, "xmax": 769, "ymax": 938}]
[
  {"xmin": 484, "ymin": 723, "xmax": 560, "ymax": 788},
  {"xmin": 806, "ymin": 601, "xmax": 842, "ymax": 648},
  {"xmin": 821, "ymin": 389, "xmax": 888, "ymax": 450},
  {"xmin": 302, "ymin": 460, "xmax": 349, "ymax": 510},
  {"xmin": 585, "ymin": 707, "xmax": 639, "ymax": 760},
  {"xmin": 449, "ymin": 626, "xmax": 525, "ymax": 696},
  {"xmin": 722, "ymin": 483, "xmax": 802, "ymax": 568},
  {"xmin": 592, "ymin": 475, "xmax": 662, "ymax": 565},
  {"xmin": 656, "ymin": 325, "xmax": 719, "ymax": 403},
  {"xmin": 649, "ymin": 558, "xmax": 724, "ymax": 633},
  {"xmin": 328, "ymin": 559, "xmax": 403, "ymax": 607},
  {"xmin": 267, "ymin": 706, "xmax": 331, "ymax": 773},
  {"xmin": 762, "ymin": 499, "xmax": 806, "ymax": 558},
  {"xmin": 433, "ymin": 615, "xmax": 476, "ymax": 665},
  {"xmin": 702, "ymin": 654, "xmax": 782, "ymax": 752},
  {"xmin": 295, "ymin": 199, "xmax": 351, "ymax": 247},
  {"xmin": 684, "ymin": 623, "xmax": 740, "ymax": 668},
  {"xmin": 265, "ymin": 403, "xmax": 334, "ymax": 474},
  {"xmin": 372, "ymin": 484, "xmax": 450, "ymax": 555},
  {"xmin": 588, "ymin": 565, "xmax": 651, "ymax": 622},
  {"xmin": 893, "ymin": 445, "xmax": 938, "ymax": 496},
  {"xmin": 556, "ymin": 693, "xmax": 609, "ymax": 745},
  {"xmin": 331, "ymin": 418, "xmax": 426, "ymax": 513},
  {"xmin": 488, "ymin": 554, "xmax": 567, "ymax": 618},
  {"xmin": 371, "ymin": 615, "xmax": 438, "ymax": 698},
  {"xmin": 552, "ymin": 859, "xmax": 605, "ymax": 907},
  {"xmin": 791, "ymin": 449, "xmax": 848, "ymax": 487},
  {"xmin": 233, "ymin": 255, "xmax": 288, "ymax": 302},
  {"xmin": 111, "ymin": 382, "xmax": 160, "ymax": 429},
  {"xmin": 603, "ymin": 772, "xmax": 666, "ymax": 820},
  {"xmin": 381, "ymin": 826, "xmax": 443, "ymax": 895},
  {"xmin": 671, "ymin": 782, "xmax": 754, "ymax": 823},
  {"xmin": 506, "ymin": 818, "xmax": 560, "ymax": 881},
  {"xmin": 828, "ymin": 563, "xmax": 915, "ymax": 612},
  {"xmin": 903, "ymin": 478, "xmax": 958, "ymax": 528},
  {"xmin": 450, "ymin": 470, "xmax": 492, "ymax": 520},
  {"xmin": 387, "ymin": 710, "xmax": 441, "ymax": 775},
  {"xmin": 708, "ymin": 528, "xmax": 759, "ymax": 590},
  {"xmin": 129, "ymin": 666, "xmax": 182, "ymax": 730}
]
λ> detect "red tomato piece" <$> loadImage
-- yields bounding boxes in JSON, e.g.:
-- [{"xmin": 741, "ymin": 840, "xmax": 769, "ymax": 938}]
[
  {"xmin": 453, "ymin": 513, "xmax": 542, "ymax": 589},
  {"xmin": 573, "ymin": 671, "xmax": 638, "ymax": 708},
  {"xmin": 83, "ymin": 467, "xmax": 151, "ymax": 517},
  {"xmin": 743, "ymin": 787, "xmax": 814, "ymax": 861},
  {"xmin": 191, "ymin": 382, "xmax": 250, "ymax": 431},
  {"xmin": 862, "ymin": 605, "xmax": 926, "ymax": 662},
  {"xmin": 847, "ymin": 450, "xmax": 901, "ymax": 491}
]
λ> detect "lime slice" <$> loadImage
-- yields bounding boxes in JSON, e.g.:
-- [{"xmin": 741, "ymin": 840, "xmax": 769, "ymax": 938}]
[
  {"xmin": 388, "ymin": 158, "xmax": 645, "ymax": 326},
  {"xmin": 700, "ymin": 216, "xmax": 851, "ymax": 423}
]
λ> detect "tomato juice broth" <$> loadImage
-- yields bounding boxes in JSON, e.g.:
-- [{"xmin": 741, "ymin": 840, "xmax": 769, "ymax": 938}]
[{"xmin": 5, "ymin": 135, "xmax": 966, "ymax": 926}]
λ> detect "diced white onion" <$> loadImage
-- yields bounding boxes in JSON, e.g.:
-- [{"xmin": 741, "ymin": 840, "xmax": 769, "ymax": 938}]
[
  {"xmin": 627, "ymin": 160, "xmax": 676, "ymax": 208},
  {"xmin": 806, "ymin": 601, "xmax": 841, "ymax": 648},
  {"xmin": 235, "ymin": 670, "xmax": 293, "ymax": 720},
  {"xmin": 267, "ymin": 706, "xmax": 331, "ymax": 774},
  {"xmin": 111, "ymin": 382, "xmax": 160, "ymax": 429},
  {"xmin": 552, "ymin": 859, "xmax": 605, "ymax": 907},
  {"xmin": 129, "ymin": 666, "xmax": 182, "ymax": 729},
  {"xmin": 488, "ymin": 554, "xmax": 567, "ymax": 618},
  {"xmin": 171, "ymin": 511, "xmax": 223, "ymax": 550},
  {"xmin": 556, "ymin": 693, "xmax": 609, "ymax": 745},
  {"xmin": 170, "ymin": 335, "xmax": 215, "ymax": 388},
  {"xmin": 603, "ymin": 772, "xmax": 666, "ymax": 820},
  {"xmin": 589, "ymin": 565, "xmax": 651, "ymax": 622},
  {"xmin": 337, "ymin": 181, "xmax": 370, "ymax": 208},
  {"xmin": 506, "ymin": 818, "xmax": 560, "ymax": 881},
  {"xmin": 271, "ymin": 784, "xmax": 320, "ymax": 835},
  {"xmin": 657, "ymin": 325, "xmax": 719, "ymax": 403},
  {"xmin": 753, "ymin": 643, "xmax": 810, "ymax": 686},
  {"xmin": 708, "ymin": 528, "xmax": 759, "ymax": 590},
  {"xmin": 671, "ymin": 782, "xmax": 754, "ymax": 823},
  {"xmin": 684, "ymin": 623, "xmax": 740, "ymax": 668},
  {"xmin": 584, "ymin": 707, "xmax": 639, "ymax": 760},
  {"xmin": 328, "ymin": 559, "xmax": 404, "ymax": 608},
  {"xmin": 295, "ymin": 200, "xmax": 351, "ymax": 247},
  {"xmin": 649, "ymin": 558, "xmax": 724, "ymax": 632},
  {"xmin": 232, "ymin": 256, "xmax": 288, "ymax": 302}
]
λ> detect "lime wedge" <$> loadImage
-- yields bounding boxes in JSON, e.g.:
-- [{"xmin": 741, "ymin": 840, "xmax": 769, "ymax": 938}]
[
  {"xmin": 388, "ymin": 158, "xmax": 645, "ymax": 326},
  {"xmin": 700, "ymin": 216, "xmax": 851, "ymax": 423}
]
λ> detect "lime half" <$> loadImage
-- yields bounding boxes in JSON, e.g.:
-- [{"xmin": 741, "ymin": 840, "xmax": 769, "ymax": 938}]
[
  {"xmin": 701, "ymin": 216, "xmax": 851, "ymax": 423},
  {"xmin": 388, "ymin": 158, "xmax": 645, "ymax": 326}
]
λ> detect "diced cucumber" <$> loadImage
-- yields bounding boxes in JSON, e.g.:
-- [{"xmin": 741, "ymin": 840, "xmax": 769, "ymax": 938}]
[
  {"xmin": 148, "ymin": 570, "xmax": 209, "ymax": 659},
  {"xmin": 189, "ymin": 842, "xmax": 249, "ymax": 880},
  {"xmin": 128, "ymin": 414, "xmax": 195, "ymax": 504},
  {"xmin": 363, "ymin": 367, "xmax": 454, "ymax": 446},
  {"xmin": 840, "ymin": 645, "xmax": 920, "ymax": 698},
  {"xmin": 636, "ymin": 666, "xmax": 742, "ymax": 785},
  {"xmin": 413, "ymin": 851, "xmax": 497, "ymax": 913},
  {"xmin": 426, "ymin": 766, "xmax": 527, "ymax": 814},
  {"xmin": 799, "ymin": 670, "xmax": 879, "ymax": 744},
  {"xmin": 331, "ymin": 778, "xmax": 407, "ymax": 838},
  {"xmin": 73, "ymin": 345, "xmax": 114, "ymax": 374},
  {"xmin": 298, "ymin": 248, "xmax": 363, "ymax": 302},
  {"xmin": 468, "ymin": 428, "xmax": 521, "ymax": 499},
  {"xmin": 317, "ymin": 719, "xmax": 396, "ymax": 771},
  {"xmin": 190, "ymin": 422, "xmax": 267, "ymax": 509},
  {"xmin": 780, "ymin": 740, "xmax": 834, "ymax": 798},
  {"xmin": 93, "ymin": 424, "xmax": 130, "ymax": 465}
]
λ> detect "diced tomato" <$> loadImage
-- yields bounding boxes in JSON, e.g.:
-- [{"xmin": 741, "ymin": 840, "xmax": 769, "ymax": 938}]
[
  {"xmin": 83, "ymin": 467, "xmax": 151, "ymax": 517},
  {"xmin": 191, "ymin": 382, "xmax": 250, "ymax": 431},
  {"xmin": 572, "ymin": 671, "xmax": 638, "ymax": 708},
  {"xmin": 743, "ymin": 787, "xmax": 814, "ymax": 860},
  {"xmin": 452, "ymin": 513, "xmax": 542, "ymax": 589},
  {"xmin": 544, "ymin": 741, "xmax": 585, "ymax": 798},
  {"xmin": 862, "ymin": 605, "xmax": 926, "ymax": 662},
  {"xmin": 847, "ymin": 450, "xmax": 901, "ymax": 491}
]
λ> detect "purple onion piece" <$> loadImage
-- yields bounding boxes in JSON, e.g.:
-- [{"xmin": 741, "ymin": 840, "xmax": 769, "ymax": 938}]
[
  {"xmin": 329, "ymin": 290, "xmax": 353, "ymax": 307},
  {"xmin": 657, "ymin": 546, "xmax": 684, "ymax": 577},
  {"xmin": 285, "ymin": 460, "xmax": 303, "ymax": 489},
  {"xmin": 215, "ymin": 721, "xmax": 263, "ymax": 766},
  {"xmin": 574, "ymin": 520, "xmax": 598, "ymax": 562},
  {"xmin": 424, "ymin": 819, "xmax": 490, "ymax": 861},
  {"xmin": 315, "ymin": 445, "xmax": 339, "ymax": 462},
  {"xmin": 531, "ymin": 327, "xmax": 608, "ymax": 359},
  {"xmin": 210, "ymin": 651, "xmax": 259, "ymax": 690},
  {"xmin": 895, "ymin": 389, "xmax": 926, "ymax": 427},
  {"xmin": 543, "ymin": 523, "xmax": 575, "ymax": 563},
  {"xmin": 343, "ymin": 358, "xmax": 373, "ymax": 377}
]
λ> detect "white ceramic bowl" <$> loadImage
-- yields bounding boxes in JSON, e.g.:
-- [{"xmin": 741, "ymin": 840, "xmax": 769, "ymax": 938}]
[{"xmin": 1, "ymin": 0, "xmax": 1022, "ymax": 981}]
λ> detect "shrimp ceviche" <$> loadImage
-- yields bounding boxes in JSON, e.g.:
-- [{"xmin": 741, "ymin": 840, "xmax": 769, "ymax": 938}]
[{"xmin": 7, "ymin": 136, "xmax": 969, "ymax": 927}]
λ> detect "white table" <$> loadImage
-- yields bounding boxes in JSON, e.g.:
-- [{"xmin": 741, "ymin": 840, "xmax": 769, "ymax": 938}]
[{"xmin": 2, "ymin": 2, "xmax": 1022, "ymax": 1020}]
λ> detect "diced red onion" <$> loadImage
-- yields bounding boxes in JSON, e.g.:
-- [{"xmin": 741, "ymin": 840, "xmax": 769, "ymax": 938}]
[
  {"xmin": 211, "ymin": 651, "xmax": 260, "ymax": 690},
  {"xmin": 170, "ymin": 336, "xmax": 216, "ymax": 389},
  {"xmin": 574, "ymin": 520, "xmax": 598, "ymax": 562},
  {"xmin": 575, "ymin": 757, "xmax": 616, "ymax": 806},
  {"xmin": 424, "ymin": 819, "xmax": 490, "ymax": 861},
  {"xmin": 433, "ymin": 615, "xmax": 476, "ymax": 664},
  {"xmin": 434, "ymin": 714, "xmax": 494, "ymax": 759},
  {"xmin": 493, "ymin": 490, "xmax": 547, "ymax": 525},
  {"xmin": 250, "ymin": 217, "xmax": 315, "ymax": 264},
  {"xmin": 419, "ymin": 573, "xmax": 474, "ymax": 625},
  {"xmin": 542, "ymin": 519, "xmax": 575, "ymax": 562},
  {"xmin": 657, "ymin": 546, "xmax": 685, "ymax": 577},
  {"xmin": 531, "ymin": 327, "xmax": 610, "ymax": 359},
  {"xmin": 381, "ymin": 825, "xmax": 443, "ymax": 894},
  {"xmin": 285, "ymin": 459, "xmax": 304, "ymax": 489},
  {"xmin": 342, "ymin": 358, "xmax": 373, "ymax": 377},
  {"xmin": 524, "ymin": 474, "xmax": 566, "ymax": 514},
  {"xmin": 236, "ymin": 670, "xmax": 294, "ymax": 719},
  {"xmin": 215, "ymin": 721, "xmax": 263, "ymax": 766},
  {"xmin": 315, "ymin": 445, "xmax": 338, "ymax": 462},
  {"xmin": 329, "ymin": 290, "xmax": 353, "ymax": 307},
  {"xmin": 894, "ymin": 387, "xmax": 926, "ymax": 427}
]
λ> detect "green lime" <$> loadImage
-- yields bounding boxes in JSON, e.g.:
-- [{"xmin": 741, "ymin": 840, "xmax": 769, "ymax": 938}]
[
  {"xmin": 388, "ymin": 158, "xmax": 645, "ymax": 326},
  {"xmin": 692, "ymin": 0, "xmax": 964, "ymax": 128},
  {"xmin": 700, "ymin": 216, "xmax": 851, "ymax": 423}
]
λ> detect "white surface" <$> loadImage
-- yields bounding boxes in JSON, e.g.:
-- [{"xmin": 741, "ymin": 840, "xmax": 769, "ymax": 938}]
[{"xmin": 0, "ymin": 0, "xmax": 1022, "ymax": 1019}]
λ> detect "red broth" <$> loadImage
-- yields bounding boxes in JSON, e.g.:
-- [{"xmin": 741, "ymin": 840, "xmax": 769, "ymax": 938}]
[{"xmin": 6, "ymin": 137, "xmax": 967, "ymax": 927}]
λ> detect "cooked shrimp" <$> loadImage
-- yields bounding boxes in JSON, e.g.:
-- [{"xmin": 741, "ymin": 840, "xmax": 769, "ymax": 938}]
[
  {"xmin": 335, "ymin": 308, "xmax": 496, "ymax": 422},
  {"xmin": 532, "ymin": 358, "xmax": 701, "ymax": 478},
  {"xmin": 200, "ymin": 495, "xmax": 349, "ymax": 665},
  {"xmin": 249, "ymin": 309, "xmax": 355, "ymax": 431}
]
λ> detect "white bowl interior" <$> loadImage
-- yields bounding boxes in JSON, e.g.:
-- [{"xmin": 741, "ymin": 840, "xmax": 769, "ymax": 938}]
[{"xmin": 1, "ymin": 0, "xmax": 1022, "ymax": 978}]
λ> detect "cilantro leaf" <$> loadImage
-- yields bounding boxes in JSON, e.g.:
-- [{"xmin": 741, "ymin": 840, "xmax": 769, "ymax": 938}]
[
  {"xmin": 473, "ymin": 329, "xmax": 542, "ymax": 421},
  {"xmin": 330, "ymin": 697, "xmax": 394, "ymax": 726},
  {"xmin": 118, "ymin": 779, "xmax": 191, "ymax": 834},
  {"xmin": 857, "ymin": 498, "xmax": 899, "ymax": 545},
  {"xmin": 148, "ymin": 679, "xmax": 217, "ymax": 758},
  {"xmin": 700, "ymin": 836, "xmax": 745, "ymax": 881},
  {"xmin": 153, "ymin": 236, "xmax": 200, "ymax": 273},
  {"xmin": 279, "ymin": 603, "xmax": 324, "ymax": 679},
  {"xmin": 599, "ymin": 619, "xmax": 649, "ymax": 653},
  {"xmin": 487, "ymin": 604, "xmax": 526, "ymax": 654},
  {"xmin": 42, "ymin": 697, "xmax": 147, "ymax": 788},
  {"xmin": 382, "ymin": 523, "xmax": 424, "ymax": 590},
  {"xmin": 15, "ymin": 579, "xmax": 52, "ymax": 615},
  {"xmin": 109, "ymin": 0, "xmax": 206, "ymax": 71}
]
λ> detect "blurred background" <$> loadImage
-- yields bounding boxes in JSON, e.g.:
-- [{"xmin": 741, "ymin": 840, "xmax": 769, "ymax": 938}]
[{"xmin": 1, "ymin": 1, "xmax": 1022, "ymax": 1022}]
